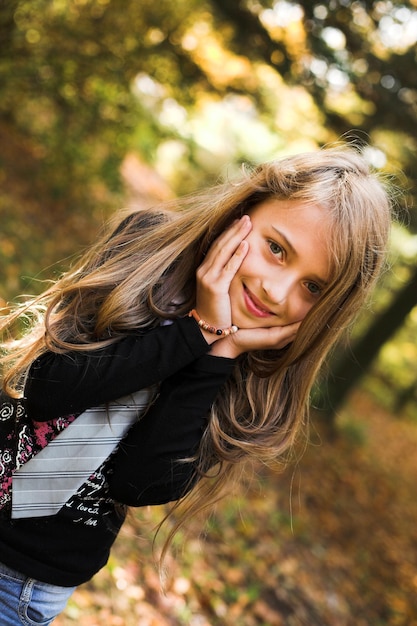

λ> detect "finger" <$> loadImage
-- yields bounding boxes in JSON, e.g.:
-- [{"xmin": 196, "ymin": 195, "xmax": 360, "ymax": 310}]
[
  {"xmin": 201, "ymin": 215, "xmax": 251, "ymax": 269},
  {"xmin": 222, "ymin": 239, "xmax": 249, "ymax": 275},
  {"xmin": 232, "ymin": 322, "xmax": 301, "ymax": 353},
  {"xmin": 197, "ymin": 224, "xmax": 251, "ymax": 291},
  {"xmin": 197, "ymin": 241, "xmax": 248, "ymax": 303},
  {"xmin": 267, "ymin": 321, "xmax": 301, "ymax": 348}
]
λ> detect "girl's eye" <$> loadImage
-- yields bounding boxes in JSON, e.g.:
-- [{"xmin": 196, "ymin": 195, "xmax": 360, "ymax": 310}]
[
  {"xmin": 269, "ymin": 241, "xmax": 283, "ymax": 257},
  {"xmin": 306, "ymin": 282, "xmax": 321, "ymax": 296}
]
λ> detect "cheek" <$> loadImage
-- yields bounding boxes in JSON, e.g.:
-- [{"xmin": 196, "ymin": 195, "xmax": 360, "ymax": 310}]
[
  {"xmin": 288, "ymin": 298, "xmax": 315, "ymax": 324},
  {"xmin": 237, "ymin": 244, "xmax": 261, "ymax": 277}
]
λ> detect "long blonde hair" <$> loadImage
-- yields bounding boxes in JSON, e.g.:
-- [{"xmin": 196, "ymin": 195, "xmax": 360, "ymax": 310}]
[{"xmin": 1, "ymin": 145, "xmax": 392, "ymax": 543}]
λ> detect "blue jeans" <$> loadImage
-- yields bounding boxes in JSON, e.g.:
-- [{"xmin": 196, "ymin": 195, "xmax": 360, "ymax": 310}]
[{"xmin": 0, "ymin": 561, "xmax": 75, "ymax": 625}]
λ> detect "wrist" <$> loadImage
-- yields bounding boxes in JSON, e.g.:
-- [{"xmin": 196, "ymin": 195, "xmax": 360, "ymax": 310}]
[
  {"xmin": 209, "ymin": 336, "xmax": 243, "ymax": 359},
  {"xmin": 199, "ymin": 328, "xmax": 221, "ymax": 345},
  {"xmin": 188, "ymin": 309, "xmax": 238, "ymax": 345}
]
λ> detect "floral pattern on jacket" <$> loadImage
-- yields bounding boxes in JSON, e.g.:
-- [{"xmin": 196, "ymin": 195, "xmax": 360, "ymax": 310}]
[{"xmin": 0, "ymin": 393, "xmax": 76, "ymax": 513}]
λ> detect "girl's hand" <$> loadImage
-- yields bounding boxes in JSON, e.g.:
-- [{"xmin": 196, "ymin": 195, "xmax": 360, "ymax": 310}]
[
  {"xmin": 209, "ymin": 321, "xmax": 301, "ymax": 359},
  {"xmin": 195, "ymin": 215, "xmax": 252, "ymax": 344}
]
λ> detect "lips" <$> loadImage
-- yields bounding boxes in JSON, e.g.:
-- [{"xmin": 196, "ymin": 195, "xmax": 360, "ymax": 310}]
[{"xmin": 243, "ymin": 285, "xmax": 275, "ymax": 318}]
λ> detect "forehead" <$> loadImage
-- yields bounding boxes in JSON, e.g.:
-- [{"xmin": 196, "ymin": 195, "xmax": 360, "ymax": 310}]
[{"xmin": 248, "ymin": 198, "xmax": 329, "ymax": 230}]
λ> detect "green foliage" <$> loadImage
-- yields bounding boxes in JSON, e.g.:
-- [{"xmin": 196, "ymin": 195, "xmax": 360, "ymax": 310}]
[{"xmin": 3, "ymin": 0, "xmax": 415, "ymax": 207}]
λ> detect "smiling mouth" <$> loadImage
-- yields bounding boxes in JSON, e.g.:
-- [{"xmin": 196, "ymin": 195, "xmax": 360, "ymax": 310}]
[{"xmin": 243, "ymin": 285, "xmax": 275, "ymax": 318}]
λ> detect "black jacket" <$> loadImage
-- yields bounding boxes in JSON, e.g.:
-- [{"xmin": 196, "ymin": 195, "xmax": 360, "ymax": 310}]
[{"xmin": 0, "ymin": 317, "xmax": 234, "ymax": 586}]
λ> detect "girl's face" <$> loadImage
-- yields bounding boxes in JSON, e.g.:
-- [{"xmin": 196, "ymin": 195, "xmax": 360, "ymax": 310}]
[{"xmin": 229, "ymin": 199, "xmax": 332, "ymax": 329}]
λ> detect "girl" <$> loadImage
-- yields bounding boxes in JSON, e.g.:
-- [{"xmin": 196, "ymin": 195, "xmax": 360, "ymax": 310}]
[{"xmin": 0, "ymin": 146, "xmax": 392, "ymax": 624}]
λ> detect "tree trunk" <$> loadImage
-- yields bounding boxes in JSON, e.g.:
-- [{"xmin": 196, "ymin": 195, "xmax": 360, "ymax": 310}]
[{"xmin": 319, "ymin": 266, "xmax": 417, "ymax": 417}]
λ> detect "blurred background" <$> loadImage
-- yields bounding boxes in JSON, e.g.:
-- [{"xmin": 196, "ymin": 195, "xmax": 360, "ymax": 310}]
[{"xmin": 1, "ymin": 1, "xmax": 417, "ymax": 624}]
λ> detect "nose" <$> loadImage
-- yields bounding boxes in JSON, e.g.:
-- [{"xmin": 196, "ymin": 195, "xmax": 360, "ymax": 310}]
[{"xmin": 262, "ymin": 275, "xmax": 294, "ymax": 306}]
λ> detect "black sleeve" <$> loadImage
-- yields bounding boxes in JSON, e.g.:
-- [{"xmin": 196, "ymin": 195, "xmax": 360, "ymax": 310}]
[
  {"xmin": 25, "ymin": 317, "xmax": 210, "ymax": 421},
  {"xmin": 107, "ymin": 354, "xmax": 235, "ymax": 506}
]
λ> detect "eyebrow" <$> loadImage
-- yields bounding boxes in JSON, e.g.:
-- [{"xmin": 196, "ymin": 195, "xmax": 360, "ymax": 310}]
[
  {"xmin": 271, "ymin": 226, "xmax": 296, "ymax": 255},
  {"xmin": 271, "ymin": 225, "xmax": 330, "ymax": 287}
]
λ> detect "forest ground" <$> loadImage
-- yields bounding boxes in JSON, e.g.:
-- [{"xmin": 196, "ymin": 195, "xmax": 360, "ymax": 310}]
[{"xmin": 55, "ymin": 390, "xmax": 417, "ymax": 626}]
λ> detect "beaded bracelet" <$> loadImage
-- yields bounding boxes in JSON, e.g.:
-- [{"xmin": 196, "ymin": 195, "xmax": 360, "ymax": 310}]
[{"xmin": 188, "ymin": 309, "xmax": 238, "ymax": 337}]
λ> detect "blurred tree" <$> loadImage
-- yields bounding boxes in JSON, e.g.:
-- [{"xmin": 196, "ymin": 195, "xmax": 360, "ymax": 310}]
[
  {"xmin": 319, "ymin": 265, "xmax": 417, "ymax": 415},
  {"xmin": 209, "ymin": 0, "xmax": 416, "ymax": 207},
  {"xmin": 0, "ymin": 0, "xmax": 208, "ymax": 293},
  {"xmin": 2, "ymin": 1, "xmax": 415, "ymax": 203}
]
